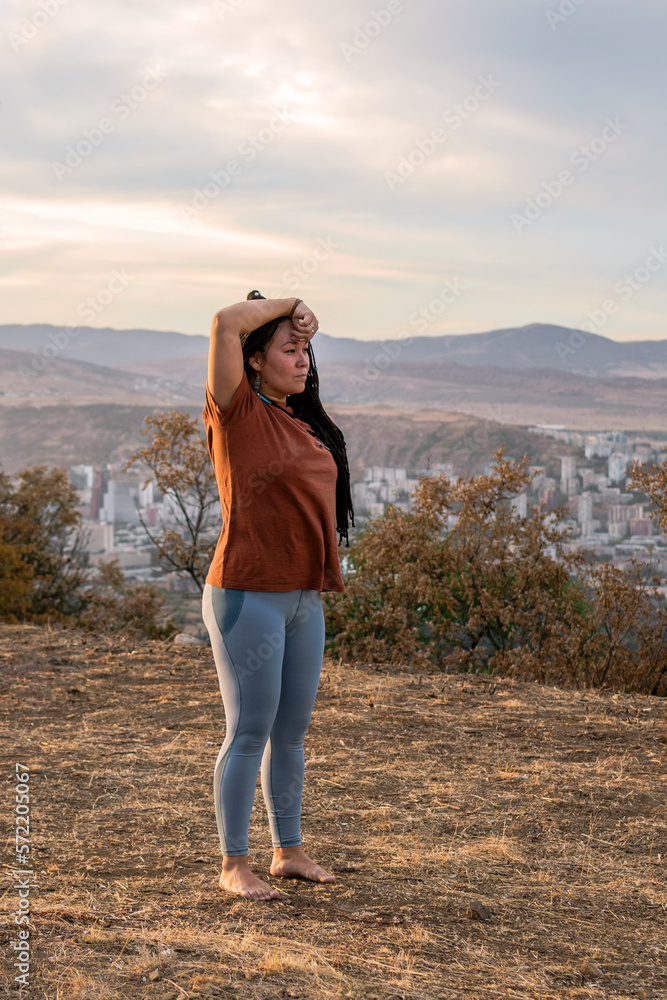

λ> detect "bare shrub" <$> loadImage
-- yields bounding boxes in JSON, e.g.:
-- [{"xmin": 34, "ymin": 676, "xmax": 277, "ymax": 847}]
[
  {"xmin": 76, "ymin": 559, "xmax": 177, "ymax": 640},
  {"xmin": 628, "ymin": 457, "xmax": 667, "ymax": 529},
  {"xmin": 325, "ymin": 448, "xmax": 667, "ymax": 695},
  {"xmin": 0, "ymin": 464, "xmax": 89, "ymax": 621},
  {"xmin": 124, "ymin": 410, "xmax": 220, "ymax": 593},
  {"xmin": 0, "ymin": 464, "xmax": 176, "ymax": 640},
  {"xmin": 0, "ymin": 529, "xmax": 34, "ymax": 621}
]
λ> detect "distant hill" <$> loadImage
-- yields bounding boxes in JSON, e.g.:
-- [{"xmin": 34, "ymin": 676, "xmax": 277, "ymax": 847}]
[
  {"xmin": 312, "ymin": 323, "xmax": 667, "ymax": 378},
  {"xmin": 2, "ymin": 322, "xmax": 667, "ymax": 379},
  {"xmin": 315, "ymin": 360, "xmax": 667, "ymax": 430},
  {"xmin": 0, "ymin": 347, "xmax": 195, "ymax": 407},
  {"xmin": 0, "ymin": 325, "xmax": 210, "ymax": 369},
  {"xmin": 3, "ymin": 344, "xmax": 667, "ymax": 432},
  {"xmin": 366, "ymin": 323, "xmax": 667, "ymax": 378},
  {"xmin": 0, "ymin": 398, "xmax": 577, "ymax": 480}
]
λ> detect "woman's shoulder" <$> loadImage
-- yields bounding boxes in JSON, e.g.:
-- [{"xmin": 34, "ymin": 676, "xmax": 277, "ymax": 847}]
[{"xmin": 203, "ymin": 375, "xmax": 257, "ymax": 427}]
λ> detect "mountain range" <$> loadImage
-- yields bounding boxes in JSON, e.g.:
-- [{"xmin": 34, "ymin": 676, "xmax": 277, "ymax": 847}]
[
  {"xmin": 2, "ymin": 322, "xmax": 666, "ymax": 435},
  {"xmin": 2, "ymin": 321, "xmax": 667, "ymax": 379}
]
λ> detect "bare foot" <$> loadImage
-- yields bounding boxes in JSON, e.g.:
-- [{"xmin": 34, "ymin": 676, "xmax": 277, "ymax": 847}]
[
  {"xmin": 270, "ymin": 846, "xmax": 336, "ymax": 884},
  {"xmin": 219, "ymin": 859, "xmax": 288, "ymax": 901}
]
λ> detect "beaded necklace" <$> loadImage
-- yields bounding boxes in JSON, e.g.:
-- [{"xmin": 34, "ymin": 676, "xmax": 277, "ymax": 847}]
[{"xmin": 256, "ymin": 392, "xmax": 331, "ymax": 451}]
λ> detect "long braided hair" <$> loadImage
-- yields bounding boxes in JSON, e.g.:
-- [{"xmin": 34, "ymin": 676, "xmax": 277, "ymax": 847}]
[{"xmin": 240, "ymin": 290, "xmax": 354, "ymax": 546}]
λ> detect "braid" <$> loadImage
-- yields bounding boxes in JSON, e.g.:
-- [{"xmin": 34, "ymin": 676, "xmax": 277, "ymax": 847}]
[
  {"xmin": 287, "ymin": 341, "xmax": 355, "ymax": 546},
  {"xmin": 240, "ymin": 297, "xmax": 355, "ymax": 545}
]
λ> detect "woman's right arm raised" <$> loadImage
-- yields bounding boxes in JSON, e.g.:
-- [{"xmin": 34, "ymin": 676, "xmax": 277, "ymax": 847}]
[{"xmin": 207, "ymin": 297, "xmax": 299, "ymax": 409}]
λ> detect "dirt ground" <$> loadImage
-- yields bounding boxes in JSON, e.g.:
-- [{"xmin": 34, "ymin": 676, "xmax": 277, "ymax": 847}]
[{"xmin": 1, "ymin": 622, "xmax": 666, "ymax": 1000}]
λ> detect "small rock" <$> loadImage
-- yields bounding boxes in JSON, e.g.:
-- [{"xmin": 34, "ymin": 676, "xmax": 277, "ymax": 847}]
[
  {"xmin": 148, "ymin": 969, "xmax": 160, "ymax": 981},
  {"xmin": 580, "ymin": 958, "xmax": 603, "ymax": 978},
  {"xmin": 466, "ymin": 900, "xmax": 491, "ymax": 921},
  {"xmin": 173, "ymin": 633, "xmax": 207, "ymax": 646}
]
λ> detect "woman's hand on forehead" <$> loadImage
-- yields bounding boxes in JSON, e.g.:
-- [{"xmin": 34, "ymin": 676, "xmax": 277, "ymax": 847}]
[{"xmin": 290, "ymin": 301, "xmax": 318, "ymax": 337}]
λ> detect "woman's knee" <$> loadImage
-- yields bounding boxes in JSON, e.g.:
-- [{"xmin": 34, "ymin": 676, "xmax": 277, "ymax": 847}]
[{"xmin": 231, "ymin": 727, "xmax": 273, "ymax": 756}]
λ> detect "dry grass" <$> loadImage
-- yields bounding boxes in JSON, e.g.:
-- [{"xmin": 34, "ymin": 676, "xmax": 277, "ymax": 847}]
[{"xmin": 1, "ymin": 622, "xmax": 666, "ymax": 999}]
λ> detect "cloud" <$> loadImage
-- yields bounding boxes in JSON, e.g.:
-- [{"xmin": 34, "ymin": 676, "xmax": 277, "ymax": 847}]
[{"xmin": 0, "ymin": 0, "xmax": 665, "ymax": 340}]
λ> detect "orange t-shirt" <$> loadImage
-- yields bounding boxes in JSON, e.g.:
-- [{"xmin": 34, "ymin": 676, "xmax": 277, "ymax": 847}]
[{"xmin": 202, "ymin": 376, "xmax": 344, "ymax": 593}]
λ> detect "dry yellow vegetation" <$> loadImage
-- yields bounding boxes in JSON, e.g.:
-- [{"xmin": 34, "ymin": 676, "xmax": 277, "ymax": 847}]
[{"xmin": 1, "ymin": 623, "xmax": 666, "ymax": 999}]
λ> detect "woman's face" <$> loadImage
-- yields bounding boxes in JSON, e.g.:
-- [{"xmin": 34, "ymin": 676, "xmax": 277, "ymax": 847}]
[{"xmin": 251, "ymin": 319, "xmax": 311, "ymax": 399}]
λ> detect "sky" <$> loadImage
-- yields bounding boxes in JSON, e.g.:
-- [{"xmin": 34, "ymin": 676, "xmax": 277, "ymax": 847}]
[{"xmin": 2, "ymin": 0, "xmax": 666, "ymax": 343}]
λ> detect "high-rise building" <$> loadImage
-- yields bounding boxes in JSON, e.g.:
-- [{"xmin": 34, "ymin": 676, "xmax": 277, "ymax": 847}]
[
  {"xmin": 561, "ymin": 477, "xmax": 580, "ymax": 496},
  {"xmin": 539, "ymin": 487, "xmax": 558, "ymax": 511},
  {"xmin": 363, "ymin": 467, "xmax": 407, "ymax": 486},
  {"xmin": 511, "ymin": 492, "xmax": 528, "ymax": 518},
  {"xmin": 608, "ymin": 503, "xmax": 645, "ymax": 523},
  {"xmin": 560, "ymin": 456, "xmax": 577, "ymax": 480},
  {"xmin": 608, "ymin": 453, "xmax": 629, "ymax": 483},
  {"xmin": 630, "ymin": 518, "xmax": 654, "ymax": 537},
  {"xmin": 91, "ymin": 467, "xmax": 110, "ymax": 520},
  {"xmin": 69, "ymin": 465, "xmax": 95, "ymax": 491},
  {"xmin": 578, "ymin": 493, "xmax": 593, "ymax": 523}
]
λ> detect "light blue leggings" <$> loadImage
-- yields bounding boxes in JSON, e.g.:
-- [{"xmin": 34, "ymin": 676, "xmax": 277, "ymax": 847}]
[{"xmin": 201, "ymin": 583, "xmax": 325, "ymax": 857}]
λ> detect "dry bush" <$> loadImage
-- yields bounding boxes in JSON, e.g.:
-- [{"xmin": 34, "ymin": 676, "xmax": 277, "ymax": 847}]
[
  {"xmin": 0, "ymin": 464, "xmax": 176, "ymax": 640},
  {"xmin": 629, "ymin": 457, "xmax": 667, "ymax": 529},
  {"xmin": 579, "ymin": 559, "xmax": 667, "ymax": 695},
  {"xmin": 124, "ymin": 410, "xmax": 220, "ymax": 593},
  {"xmin": 0, "ymin": 464, "xmax": 89, "ymax": 621},
  {"xmin": 325, "ymin": 447, "xmax": 667, "ymax": 695},
  {"xmin": 75, "ymin": 559, "xmax": 177, "ymax": 640},
  {"xmin": 0, "ymin": 529, "xmax": 34, "ymax": 620}
]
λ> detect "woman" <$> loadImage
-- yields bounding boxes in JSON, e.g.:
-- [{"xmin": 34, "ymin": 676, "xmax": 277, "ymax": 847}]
[{"xmin": 201, "ymin": 290, "xmax": 354, "ymax": 901}]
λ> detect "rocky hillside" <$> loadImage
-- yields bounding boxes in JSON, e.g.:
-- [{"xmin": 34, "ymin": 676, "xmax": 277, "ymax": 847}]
[{"xmin": 0, "ymin": 397, "xmax": 575, "ymax": 480}]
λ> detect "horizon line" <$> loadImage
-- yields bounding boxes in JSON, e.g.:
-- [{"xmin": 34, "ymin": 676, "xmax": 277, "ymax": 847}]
[{"xmin": 1, "ymin": 320, "xmax": 666, "ymax": 344}]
